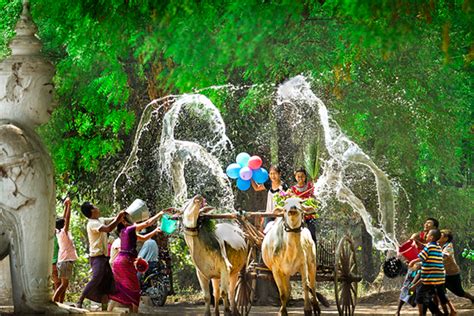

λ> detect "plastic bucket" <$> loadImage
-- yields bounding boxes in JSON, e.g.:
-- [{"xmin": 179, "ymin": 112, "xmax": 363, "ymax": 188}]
[
  {"xmin": 125, "ymin": 199, "xmax": 150, "ymax": 223},
  {"xmin": 135, "ymin": 257, "xmax": 149, "ymax": 273},
  {"xmin": 160, "ymin": 214, "xmax": 178, "ymax": 235},
  {"xmin": 398, "ymin": 240, "xmax": 419, "ymax": 262}
]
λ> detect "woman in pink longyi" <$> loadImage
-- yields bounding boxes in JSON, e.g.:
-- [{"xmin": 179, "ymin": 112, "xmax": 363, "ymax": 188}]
[{"xmin": 108, "ymin": 212, "xmax": 163, "ymax": 313}]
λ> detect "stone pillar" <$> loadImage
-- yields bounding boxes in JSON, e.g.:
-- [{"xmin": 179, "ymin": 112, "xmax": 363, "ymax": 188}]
[{"xmin": 0, "ymin": 0, "xmax": 85, "ymax": 313}]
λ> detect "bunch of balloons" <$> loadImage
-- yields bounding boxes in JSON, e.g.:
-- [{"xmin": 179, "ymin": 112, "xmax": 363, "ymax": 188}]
[{"xmin": 226, "ymin": 152, "xmax": 269, "ymax": 191}]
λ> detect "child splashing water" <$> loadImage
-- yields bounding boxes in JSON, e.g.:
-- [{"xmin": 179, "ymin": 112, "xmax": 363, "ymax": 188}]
[
  {"xmin": 409, "ymin": 229, "xmax": 451, "ymax": 316},
  {"xmin": 396, "ymin": 263, "xmax": 421, "ymax": 315},
  {"xmin": 53, "ymin": 197, "xmax": 78, "ymax": 303}
]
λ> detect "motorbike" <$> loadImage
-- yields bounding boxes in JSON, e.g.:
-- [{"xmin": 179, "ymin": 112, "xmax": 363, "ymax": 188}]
[{"xmin": 140, "ymin": 259, "xmax": 171, "ymax": 306}]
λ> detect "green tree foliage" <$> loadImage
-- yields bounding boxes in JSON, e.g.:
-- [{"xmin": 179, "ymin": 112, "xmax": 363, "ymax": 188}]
[
  {"xmin": 0, "ymin": 0, "xmax": 21, "ymax": 59},
  {"xmin": 0, "ymin": 0, "xmax": 472, "ymax": 289}
]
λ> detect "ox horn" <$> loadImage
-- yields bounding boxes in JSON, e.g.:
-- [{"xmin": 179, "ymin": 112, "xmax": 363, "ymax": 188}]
[
  {"xmin": 199, "ymin": 206, "xmax": 215, "ymax": 214},
  {"xmin": 272, "ymin": 207, "xmax": 285, "ymax": 215},
  {"xmin": 163, "ymin": 207, "xmax": 181, "ymax": 214},
  {"xmin": 301, "ymin": 205, "xmax": 315, "ymax": 214}
]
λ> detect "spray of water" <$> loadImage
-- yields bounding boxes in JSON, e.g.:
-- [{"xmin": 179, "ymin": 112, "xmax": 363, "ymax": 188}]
[
  {"xmin": 158, "ymin": 94, "xmax": 234, "ymax": 208},
  {"xmin": 113, "ymin": 95, "xmax": 175, "ymax": 209},
  {"xmin": 114, "ymin": 76, "xmax": 400, "ymax": 251},
  {"xmin": 114, "ymin": 94, "xmax": 234, "ymax": 210},
  {"xmin": 277, "ymin": 76, "xmax": 398, "ymax": 250}
]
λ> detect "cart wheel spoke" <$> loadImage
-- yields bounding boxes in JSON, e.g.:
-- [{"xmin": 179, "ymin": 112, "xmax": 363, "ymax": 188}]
[{"xmin": 335, "ymin": 236, "xmax": 359, "ymax": 316}]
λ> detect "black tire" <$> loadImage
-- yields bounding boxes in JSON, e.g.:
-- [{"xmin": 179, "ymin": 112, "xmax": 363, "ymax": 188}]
[{"xmin": 146, "ymin": 276, "xmax": 168, "ymax": 307}]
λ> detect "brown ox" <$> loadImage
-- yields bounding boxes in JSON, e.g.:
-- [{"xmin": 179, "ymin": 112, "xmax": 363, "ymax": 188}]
[
  {"xmin": 262, "ymin": 197, "xmax": 320, "ymax": 316},
  {"xmin": 182, "ymin": 195, "xmax": 248, "ymax": 316}
]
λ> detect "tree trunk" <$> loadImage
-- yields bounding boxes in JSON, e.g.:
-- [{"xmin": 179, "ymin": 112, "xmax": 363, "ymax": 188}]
[{"xmin": 361, "ymin": 222, "xmax": 377, "ymax": 283}]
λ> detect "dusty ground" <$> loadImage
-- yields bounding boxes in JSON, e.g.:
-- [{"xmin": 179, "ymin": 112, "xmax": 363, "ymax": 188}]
[
  {"xmin": 359, "ymin": 289, "xmax": 473, "ymax": 308},
  {"xmin": 1, "ymin": 290, "xmax": 472, "ymax": 315}
]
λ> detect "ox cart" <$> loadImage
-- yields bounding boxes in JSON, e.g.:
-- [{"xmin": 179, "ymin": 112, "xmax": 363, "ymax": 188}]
[{"xmin": 201, "ymin": 211, "xmax": 361, "ymax": 316}]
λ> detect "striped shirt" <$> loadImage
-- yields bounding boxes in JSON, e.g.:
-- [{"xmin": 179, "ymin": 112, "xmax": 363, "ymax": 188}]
[{"xmin": 418, "ymin": 242, "xmax": 445, "ymax": 285}]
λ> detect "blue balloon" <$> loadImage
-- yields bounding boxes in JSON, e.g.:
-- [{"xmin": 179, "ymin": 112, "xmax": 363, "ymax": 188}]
[
  {"xmin": 236, "ymin": 152, "xmax": 251, "ymax": 167},
  {"xmin": 252, "ymin": 168, "xmax": 269, "ymax": 184},
  {"xmin": 236, "ymin": 178, "xmax": 251, "ymax": 191},
  {"xmin": 226, "ymin": 163, "xmax": 241, "ymax": 179}
]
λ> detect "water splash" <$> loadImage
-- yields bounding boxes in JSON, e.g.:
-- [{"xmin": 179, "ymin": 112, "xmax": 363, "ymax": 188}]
[
  {"xmin": 277, "ymin": 76, "xmax": 398, "ymax": 250},
  {"xmin": 114, "ymin": 94, "xmax": 234, "ymax": 210},
  {"xmin": 158, "ymin": 94, "xmax": 234, "ymax": 207},
  {"xmin": 114, "ymin": 76, "xmax": 400, "ymax": 251},
  {"xmin": 113, "ymin": 95, "xmax": 174, "ymax": 209},
  {"xmin": 158, "ymin": 94, "xmax": 231, "ymax": 174}
]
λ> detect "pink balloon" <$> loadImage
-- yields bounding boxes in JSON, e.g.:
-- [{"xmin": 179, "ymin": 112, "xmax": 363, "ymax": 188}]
[
  {"xmin": 239, "ymin": 167, "xmax": 253, "ymax": 180},
  {"xmin": 248, "ymin": 156, "xmax": 262, "ymax": 170}
]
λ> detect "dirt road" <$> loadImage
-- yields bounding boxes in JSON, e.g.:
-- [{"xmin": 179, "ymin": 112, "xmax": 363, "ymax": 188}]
[
  {"xmin": 1, "ymin": 302, "xmax": 473, "ymax": 315},
  {"xmin": 137, "ymin": 301, "xmax": 472, "ymax": 315}
]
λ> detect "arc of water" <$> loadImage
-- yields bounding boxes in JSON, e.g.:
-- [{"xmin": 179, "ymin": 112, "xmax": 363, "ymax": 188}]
[
  {"xmin": 277, "ymin": 75, "xmax": 398, "ymax": 251},
  {"xmin": 158, "ymin": 94, "xmax": 231, "ymax": 174},
  {"xmin": 168, "ymin": 140, "xmax": 233, "ymax": 206},
  {"xmin": 158, "ymin": 94, "xmax": 234, "ymax": 208},
  {"xmin": 113, "ymin": 95, "xmax": 177, "ymax": 209}
]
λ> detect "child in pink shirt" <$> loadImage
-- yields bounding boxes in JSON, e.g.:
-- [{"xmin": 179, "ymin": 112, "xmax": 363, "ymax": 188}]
[{"xmin": 53, "ymin": 197, "xmax": 78, "ymax": 303}]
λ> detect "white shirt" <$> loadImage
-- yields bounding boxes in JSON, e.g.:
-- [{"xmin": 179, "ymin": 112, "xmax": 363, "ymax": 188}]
[
  {"xmin": 265, "ymin": 184, "xmax": 286, "ymax": 213},
  {"xmin": 87, "ymin": 217, "xmax": 112, "ymax": 257},
  {"xmin": 109, "ymin": 238, "xmax": 121, "ymax": 265}
]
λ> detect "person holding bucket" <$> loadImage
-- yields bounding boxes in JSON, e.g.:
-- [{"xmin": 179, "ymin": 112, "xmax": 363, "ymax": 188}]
[
  {"xmin": 76, "ymin": 202, "xmax": 127, "ymax": 310},
  {"xmin": 410, "ymin": 217, "xmax": 439, "ymax": 250},
  {"xmin": 409, "ymin": 228, "xmax": 450, "ymax": 316},
  {"xmin": 108, "ymin": 199, "xmax": 164, "ymax": 313}
]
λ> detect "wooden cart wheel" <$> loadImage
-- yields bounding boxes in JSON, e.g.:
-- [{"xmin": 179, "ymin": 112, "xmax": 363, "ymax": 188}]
[
  {"xmin": 334, "ymin": 236, "xmax": 358, "ymax": 316},
  {"xmin": 235, "ymin": 245, "xmax": 257, "ymax": 316}
]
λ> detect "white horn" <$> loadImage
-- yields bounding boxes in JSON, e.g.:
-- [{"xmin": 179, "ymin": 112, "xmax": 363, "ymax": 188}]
[
  {"xmin": 199, "ymin": 206, "xmax": 215, "ymax": 214},
  {"xmin": 272, "ymin": 207, "xmax": 285, "ymax": 215},
  {"xmin": 301, "ymin": 205, "xmax": 315, "ymax": 214},
  {"xmin": 164, "ymin": 207, "xmax": 181, "ymax": 214}
]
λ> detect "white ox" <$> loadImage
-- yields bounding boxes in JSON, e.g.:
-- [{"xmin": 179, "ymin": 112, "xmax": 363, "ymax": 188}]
[
  {"xmin": 182, "ymin": 195, "xmax": 248, "ymax": 316},
  {"xmin": 262, "ymin": 198, "xmax": 320, "ymax": 316}
]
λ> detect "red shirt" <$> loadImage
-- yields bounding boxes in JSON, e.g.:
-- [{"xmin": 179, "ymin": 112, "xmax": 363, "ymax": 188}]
[
  {"xmin": 416, "ymin": 231, "xmax": 428, "ymax": 250},
  {"xmin": 291, "ymin": 181, "xmax": 314, "ymax": 199}
]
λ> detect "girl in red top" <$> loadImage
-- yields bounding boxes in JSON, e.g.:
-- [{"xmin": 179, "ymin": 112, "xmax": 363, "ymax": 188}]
[
  {"xmin": 290, "ymin": 167, "xmax": 314, "ymax": 198},
  {"xmin": 290, "ymin": 167, "xmax": 316, "ymax": 242}
]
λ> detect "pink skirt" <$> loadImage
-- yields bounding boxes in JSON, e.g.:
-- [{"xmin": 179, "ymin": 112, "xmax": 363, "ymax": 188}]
[{"xmin": 109, "ymin": 253, "xmax": 140, "ymax": 306}]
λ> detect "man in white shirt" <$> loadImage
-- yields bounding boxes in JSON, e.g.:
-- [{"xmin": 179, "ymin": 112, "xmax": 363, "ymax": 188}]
[
  {"xmin": 76, "ymin": 202, "xmax": 126, "ymax": 310},
  {"xmin": 109, "ymin": 236, "xmax": 121, "ymax": 266}
]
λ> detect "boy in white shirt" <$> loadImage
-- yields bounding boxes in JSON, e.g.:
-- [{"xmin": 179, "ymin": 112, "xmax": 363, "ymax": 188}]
[{"xmin": 76, "ymin": 202, "xmax": 125, "ymax": 310}]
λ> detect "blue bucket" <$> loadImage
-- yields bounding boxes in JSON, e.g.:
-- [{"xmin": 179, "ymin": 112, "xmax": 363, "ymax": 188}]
[{"xmin": 160, "ymin": 214, "xmax": 178, "ymax": 235}]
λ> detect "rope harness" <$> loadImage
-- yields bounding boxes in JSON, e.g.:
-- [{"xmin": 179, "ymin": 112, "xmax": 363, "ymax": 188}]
[{"xmin": 283, "ymin": 220, "xmax": 305, "ymax": 233}]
